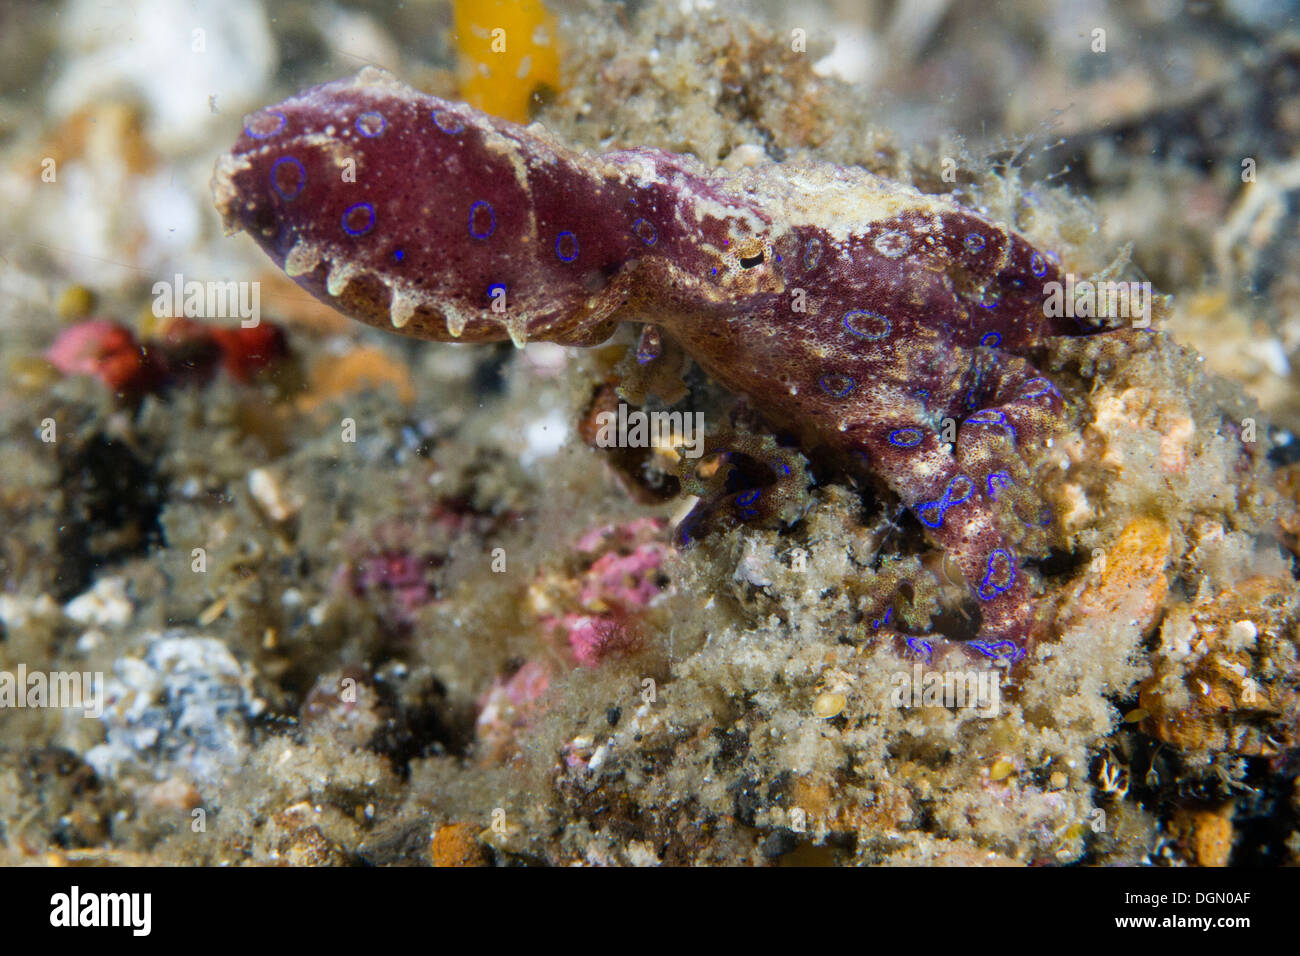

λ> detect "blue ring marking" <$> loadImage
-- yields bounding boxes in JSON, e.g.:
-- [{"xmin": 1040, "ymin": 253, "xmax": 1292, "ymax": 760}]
[
  {"xmin": 819, "ymin": 374, "xmax": 854, "ymax": 398},
  {"xmin": 555, "ymin": 231, "xmax": 579, "ymax": 262},
  {"xmin": 244, "ymin": 110, "xmax": 286, "ymax": 139},
  {"xmin": 844, "ymin": 309, "xmax": 891, "ymax": 341},
  {"xmin": 871, "ymin": 606, "xmax": 893, "ymax": 629},
  {"xmin": 873, "ymin": 229, "xmax": 911, "ymax": 259},
  {"xmin": 803, "ymin": 238, "xmax": 822, "ymax": 270},
  {"xmin": 355, "ymin": 111, "xmax": 386, "ymax": 138},
  {"xmin": 977, "ymin": 287, "xmax": 1002, "ymax": 309},
  {"xmin": 965, "ymin": 409, "xmax": 1017, "ymax": 443},
  {"xmin": 978, "ymin": 549, "xmax": 1016, "ymax": 600},
  {"xmin": 777, "ymin": 462, "xmax": 791, "ymax": 476},
  {"xmin": 917, "ymin": 475, "xmax": 974, "ymax": 529},
  {"xmin": 968, "ymin": 640, "xmax": 1025, "ymax": 662},
  {"xmin": 986, "ymin": 471, "xmax": 1012, "ymax": 500},
  {"xmin": 635, "ymin": 335, "xmax": 659, "ymax": 365},
  {"xmin": 906, "ymin": 636, "xmax": 934, "ymax": 659},
  {"xmin": 735, "ymin": 488, "xmax": 761, "ymax": 519},
  {"xmin": 469, "ymin": 200, "xmax": 496, "ymax": 240},
  {"xmin": 965, "ymin": 233, "xmax": 986, "ymax": 254},
  {"xmin": 341, "ymin": 202, "xmax": 375, "ymax": 237},
  {"xmin": 676, "ymin": 516, "xmax": 696, "ymax": 547},
  {"xmin": 393, "ymin": 248, "xmax": 405, "ymax": 262},
  {"xmin": 269, "ymin": 156, "xmax": 305, "ymax": 200},
  {"xmin": 632, "ymin": 218, "xmax": 657, "ymax": 246},
  {"xmin": 1030, "ymin": 252, "xmax": 1048, "ymax": 277},
  {"xmin": 431, "ymin": 109, "xmax": 464, "ymax": 134},
  {"xmin": 979, "ymin": 332, "xmax": 1001, "ymax": 347},
  {"xmin": 888, "ymin": 428, "xmax": 925, "ymax": 448},
  {"xmin": 1020, "ymin": 377, "xmax": 1060, "ymax": 400}
]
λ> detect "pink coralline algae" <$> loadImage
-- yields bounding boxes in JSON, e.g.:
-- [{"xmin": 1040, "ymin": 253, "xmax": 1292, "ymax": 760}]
[
  {"xmin": 47, "ymin": 319, "xmax": 167, "ymax": 396},
  {"xmin": 475, "ymin": 660, "xmax": 551, "ymax": 764},
  {"xmin": 544, "ymin": 518, "xmax": 670, "ymax": 667},
  {"xmin": 338, "ymin": 504, "xmax": 507, "ymax": 630},
  {"xmin": 557, "ymin": 615, "xmax": 631, "ymax": 668},
  {"xmin": 346, "ymin": 549, "xmax": 442, "ymax": 625},
  {"xmin": 215, "ymin": 67, "xmax": 1119, "ymax": 667},
  {"xmin": 47, "ymin": 317, "xmax": 286, "ymax": 397},
  {"xmin": 576, "ymin": 518, "xmax": 669, "ymax": 611}
]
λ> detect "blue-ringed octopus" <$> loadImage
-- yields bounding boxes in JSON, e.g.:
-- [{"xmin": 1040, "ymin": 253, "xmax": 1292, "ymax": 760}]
[{"xmin": 213, "ymin": 67, "xmax": 1112, "ymax": 670}]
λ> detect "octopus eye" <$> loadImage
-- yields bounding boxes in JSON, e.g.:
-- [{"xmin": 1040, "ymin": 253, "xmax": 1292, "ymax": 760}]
[{"xmin": 739, "ymin": 252, "xmax": 764, "ymax": 269}]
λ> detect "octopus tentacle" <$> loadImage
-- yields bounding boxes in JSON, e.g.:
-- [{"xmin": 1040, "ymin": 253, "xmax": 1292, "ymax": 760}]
[{"xmin": 847, "ymin": 413, "xmax": 1036, "ymax": 662}]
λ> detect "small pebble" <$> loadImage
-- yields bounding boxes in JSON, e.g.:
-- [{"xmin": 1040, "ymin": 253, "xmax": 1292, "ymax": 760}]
[
  {"xmin": 813, "ymin": 692, "xmax": 846, "ymax": 719},
  {"xmin": 57, "ymin": 284, "xmax": 97, "ymax": 320},
  {"xmin": 248, "ymin": 466, "xmax": 302, "ymax": 522}
]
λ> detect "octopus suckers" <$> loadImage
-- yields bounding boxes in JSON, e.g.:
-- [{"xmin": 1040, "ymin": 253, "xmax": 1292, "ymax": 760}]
[
  {"xmin": 325, "ymin": 262, "xmax": 356, "ymax": 297},
  {"xmin": 389, "ymin": 287, "xmax": 418, "ymax": 329},
  {"xmin": 444, "ymin": 304, "xmax": 468, "ymax": 338},
  {"xmin": 505, "ymin": 314, "xmax": 529, "ymax": 349},
  {"xmin": 284, "ymin": 242, "xmax": 320, "ymax": 278}
]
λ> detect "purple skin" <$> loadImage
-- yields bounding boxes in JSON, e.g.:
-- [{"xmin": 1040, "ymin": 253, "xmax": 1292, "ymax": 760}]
[{"xmin": 214, "ymin": 68, "xmax": 1106, "ymax": 669}]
